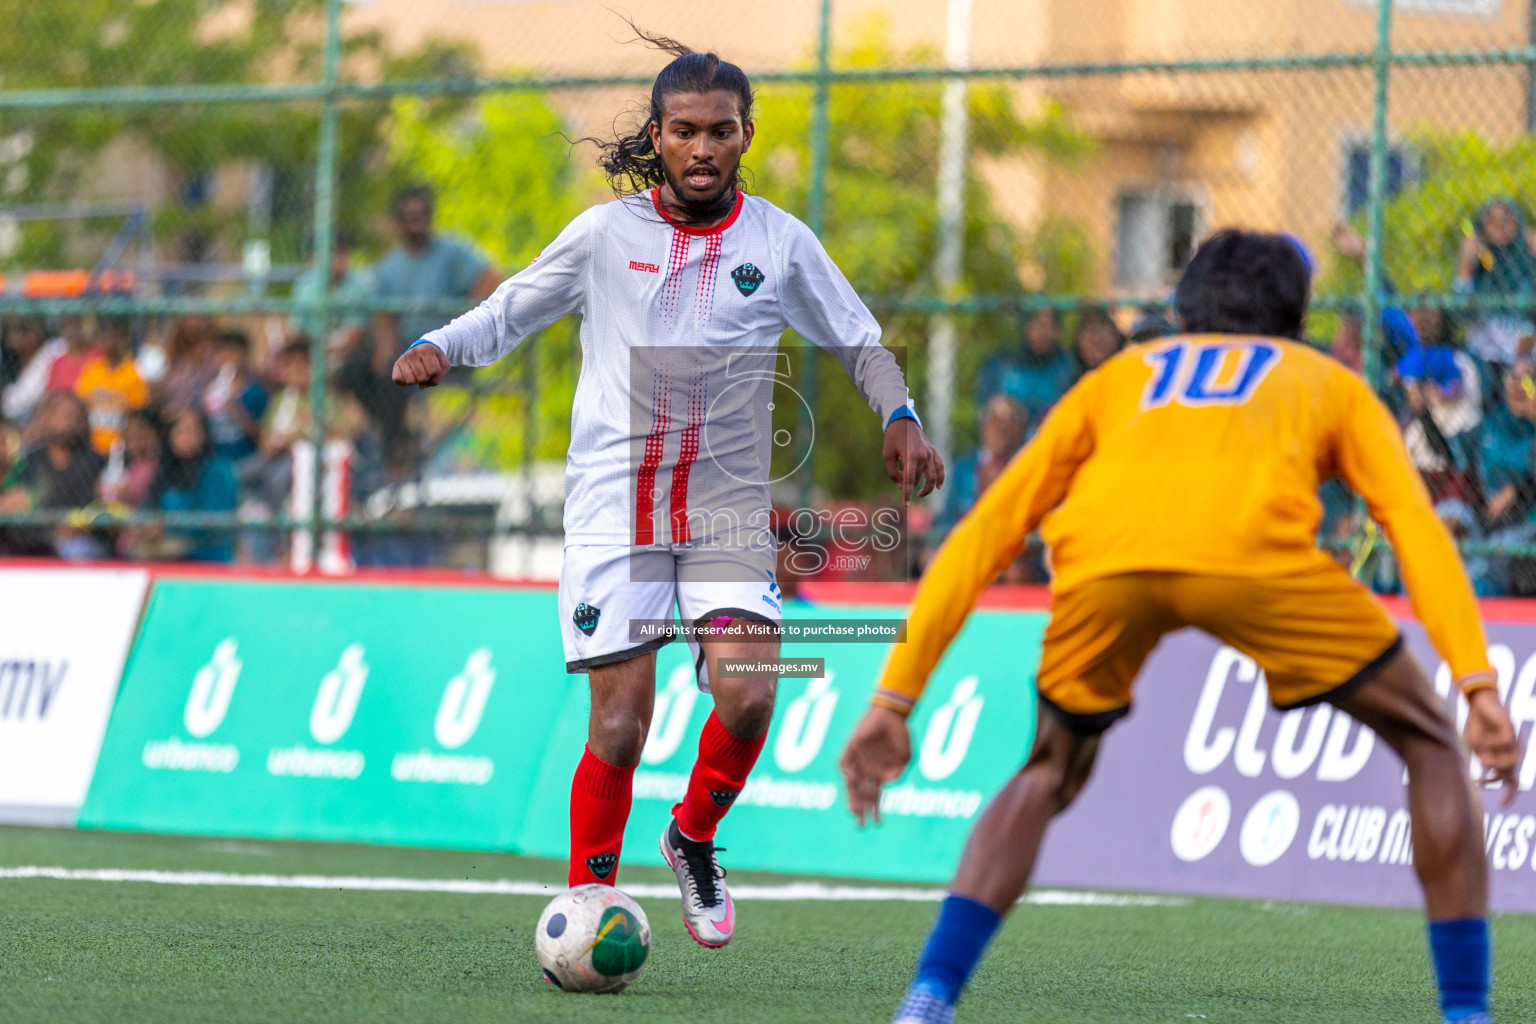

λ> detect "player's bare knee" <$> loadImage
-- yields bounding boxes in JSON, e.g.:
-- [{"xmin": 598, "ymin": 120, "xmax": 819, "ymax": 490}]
[
  {"xmin": 587, "ymin": 701, "xmax": 650, "ymax": 765},
  {"xmin": 717, "ymin": 681, "xmax": 777, "ymax": 738},
  {"xmin": 1024, "ymin": 724, "xmax": 1099, "ymax": 813}
]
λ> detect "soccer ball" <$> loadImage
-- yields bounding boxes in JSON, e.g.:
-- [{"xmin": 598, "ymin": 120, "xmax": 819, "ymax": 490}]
[{"xmin": 535, "ymin": 884, "xmax": 651, "ymax": 993}]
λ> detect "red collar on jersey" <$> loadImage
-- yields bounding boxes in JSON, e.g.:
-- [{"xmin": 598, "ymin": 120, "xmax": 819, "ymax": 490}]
[{"xmin": 650, "ymin": 188, "xmax": 744, "ymax": 236}]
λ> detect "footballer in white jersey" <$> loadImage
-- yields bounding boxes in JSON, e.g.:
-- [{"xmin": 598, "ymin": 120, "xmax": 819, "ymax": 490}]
[{"xmin": 392, "ymin": 31, "xmax": 943, "ymax": 951}]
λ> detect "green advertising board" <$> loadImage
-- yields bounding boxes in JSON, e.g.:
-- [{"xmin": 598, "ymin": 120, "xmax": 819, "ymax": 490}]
[{"xmin": 82, "ymin": 581, "xmax": 1042, "ymax": 882}]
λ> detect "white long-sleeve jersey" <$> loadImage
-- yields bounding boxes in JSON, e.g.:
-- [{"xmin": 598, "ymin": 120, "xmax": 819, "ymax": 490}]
[{"xmin": 422, "ymin": 190, "xmax": 913, "ymax": 545}]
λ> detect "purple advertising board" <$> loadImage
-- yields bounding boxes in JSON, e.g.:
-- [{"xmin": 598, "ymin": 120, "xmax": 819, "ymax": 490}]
[{"xmin": 1036, "ymin": 622, "xmax": 1536, "ymax": 911}]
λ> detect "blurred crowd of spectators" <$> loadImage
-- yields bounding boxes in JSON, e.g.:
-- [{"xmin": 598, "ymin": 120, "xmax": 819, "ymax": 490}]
[
  {"xmin": 0, "ymin": 187, "xmax": 497, "ymax": 565},
  {"xmin": 958, "ymin": 202, "xmax": 1536, "ymax": 596},
  {"xmin": 10, "ymin": 190, "xmax": 1536, "ymax": 588}
]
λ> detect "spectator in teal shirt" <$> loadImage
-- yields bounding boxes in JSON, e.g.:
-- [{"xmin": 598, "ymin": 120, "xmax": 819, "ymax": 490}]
[
  {"xmin": 371, "ymin": 186, "xmax": 499, "ymax": 372},
  {"xmin": 369, "ymin": 187, "xmax": 499, "ymax": 464},
  {"xmin": 291, "ymin": 230, "xmax": 375, "ymax": 355},
  {"xmin": 1478, "ymin": 359, "xmax": 1536, "ymax": 594},
  {"xmin": 976, "ymin": 309, "xmax": 1078, "ymax": 437},
  {"xmin": 158, "ymin": 406, "xmax": 237, "ymax": 563}
]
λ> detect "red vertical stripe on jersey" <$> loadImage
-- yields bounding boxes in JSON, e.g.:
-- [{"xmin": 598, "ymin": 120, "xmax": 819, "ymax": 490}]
[
  {"xmin": 662, "ymin": 229, "xmax": 691, "ymax": 325},
  {"xmin": 669, "ymin": 375, "xmax": 707, "ymax": 544},
  {"xmin": 635, "ymin": 374, "xmax": 670, "ymax": 546},
  {"xmin": 693, "ymin": 233, "xmax": 723, "ymax": 326}
]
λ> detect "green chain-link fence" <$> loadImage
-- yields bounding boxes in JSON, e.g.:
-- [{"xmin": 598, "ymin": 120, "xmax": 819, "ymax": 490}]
[{"xmin": 1, "ymin": 0, "xmax": 1534, "ymax": 588}]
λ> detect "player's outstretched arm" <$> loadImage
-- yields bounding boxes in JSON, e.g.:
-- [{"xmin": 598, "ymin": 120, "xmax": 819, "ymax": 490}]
[
  {"xmin": 841, "ymin": 383, "xmax": 1097, "ymax": 825},
  {"xmin": 391, "ymin": 341, "xmax": 451, "ymax": 389},
  {"xmin": 1336, "ymin": 373, "xmax": 1523, "ymax": 802},
  {"xmin": 882, "ymin": 417, "xmax": 945, "ymax": 505},
  {"xmin": 401, "ymin": 208, "xmax": 593, "ymax": 374}
]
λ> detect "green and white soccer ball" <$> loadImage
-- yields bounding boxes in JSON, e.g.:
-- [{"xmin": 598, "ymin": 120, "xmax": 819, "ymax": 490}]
[{"xmin": 536, "ymin": 884, "xmax": 651, "ymax": 993}]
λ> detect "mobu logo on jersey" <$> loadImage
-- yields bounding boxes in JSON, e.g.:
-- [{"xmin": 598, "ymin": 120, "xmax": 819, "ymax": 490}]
[
  {"xmin": 268, "ymin": 644, "xmax": 368, "ymax": 780},
  {"xmin": 142, "ymin": 638, "xmax": 242, "ymax": 773},
  {"xmin": 730, "ymin": 263, "xmax": 764, "ymax": 296},
  {"xmin": 392, "ymin": 648, "xmax": 497, "ymax": 786}
]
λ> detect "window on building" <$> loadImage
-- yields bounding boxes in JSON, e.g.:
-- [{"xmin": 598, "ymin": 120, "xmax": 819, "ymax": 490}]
[
  {"xmin": 1114, "ymin": 192, "xmax": 1203, "ymax": 290},
  {"xmin": 1343, "ymin": 143, "xmax": 1414, "ymax": 216},
  {"xmin": 1348, "ymin": 0, "xmax": 1497, "ymax": 14}
]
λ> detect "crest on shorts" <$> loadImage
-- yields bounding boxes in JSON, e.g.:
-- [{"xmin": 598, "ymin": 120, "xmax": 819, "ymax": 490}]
[
  {"xmin": 573, "ymin": 602, "xmax": 601, "ymax": 637},
  {"xmin": 731, "ymin": 263, "xmax": 765, "ymax": 296}
]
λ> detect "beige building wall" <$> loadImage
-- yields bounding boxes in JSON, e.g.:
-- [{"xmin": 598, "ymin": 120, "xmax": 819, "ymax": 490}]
[
  {"xmin": 320, "ymin": 1, "xmax": 1535, "ymax": 293},
  {"xmin": 52, "ymin": 0, "xmax": 1521, "ymax": 286}
]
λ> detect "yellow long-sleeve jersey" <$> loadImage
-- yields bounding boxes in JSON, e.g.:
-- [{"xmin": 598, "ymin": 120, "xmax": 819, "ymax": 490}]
[{"xmin": 876, "ymin": 334, "xmax": 1494, "ymax": 713}]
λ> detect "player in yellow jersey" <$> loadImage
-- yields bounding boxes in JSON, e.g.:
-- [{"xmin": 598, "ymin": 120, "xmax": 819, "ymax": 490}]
[{"xmin": 846, "ymin": 231, "xmax": 1523, "ymax": 1024}]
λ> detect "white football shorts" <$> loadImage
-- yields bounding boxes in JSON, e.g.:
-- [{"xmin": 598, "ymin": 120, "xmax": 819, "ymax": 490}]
[{"xmin": 559, "ymin": 542, "xmax": 783, "ymax": 692}]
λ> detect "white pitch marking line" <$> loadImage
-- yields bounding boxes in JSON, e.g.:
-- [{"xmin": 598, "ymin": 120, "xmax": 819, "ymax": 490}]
[{"xmin": 0, "ymin": 866, "xmax": 1182, "ymax": 906}]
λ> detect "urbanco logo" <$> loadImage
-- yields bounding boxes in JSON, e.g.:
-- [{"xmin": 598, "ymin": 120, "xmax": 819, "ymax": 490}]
[
  {"xmin": 311, "ymin": 643, "xmax": 368, "ymax": 745},
  {"xmin": 391, "ymin": 648, "xmax": 498, "ymax": 786},
  {"xmin": 641, "ymin": 665, "xmax": 699, "ymax": 766},
  {"xmin": 919, "ymin": 676, "xmax": 984, "ymax": 782},
  {"xmin": 434, "ymin": 648, "xmax": 495, "ymax": 750},
  {"xmin": 143, "ymin": 638, "xmax": 242, "ymax": 772},
  {"xmin": 773, "ymin": 673, "xmax": 839, "ymax": 774},
  {"xmin": 269, "ymin": 644, "xmax": 368, "ymax": 780},
  {"xmin": 185, "ymin": 638, "xmax": 241, "ymax": 738}
]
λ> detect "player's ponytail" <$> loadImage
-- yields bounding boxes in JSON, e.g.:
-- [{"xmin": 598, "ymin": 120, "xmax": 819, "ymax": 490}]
[{"xmin": 584, "ymin": 20, "xmax": 755, "ymax": 197}]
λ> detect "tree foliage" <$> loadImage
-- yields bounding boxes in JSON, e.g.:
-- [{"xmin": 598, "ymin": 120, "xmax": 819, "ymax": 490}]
[
  {"xmin": 0, "ymin": 0, "xmax": 473, "ymax": 268},
  {"xmin": 386, "ymin": 93, "xmax": 599, "ymax": 468},
  {"xmin": 1324, "ymin": 129, "xmax": 1536, "ymax": 298},
  {"xmin": 746, "ymin": 17, "xmax": 1095, "ymax": 497}
]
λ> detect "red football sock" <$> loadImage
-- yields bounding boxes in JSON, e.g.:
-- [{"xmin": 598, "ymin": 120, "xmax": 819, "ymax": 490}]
[
  {"xmin": 568, "ymin": 745, "xmax": 635, "ymax": 886},
  {"xmin": 674, "ymin": 711, "xmax": 767, "ymax": 842}
]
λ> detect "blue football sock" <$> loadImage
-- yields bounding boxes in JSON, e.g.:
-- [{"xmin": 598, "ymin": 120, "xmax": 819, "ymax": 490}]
[
  {"xmin": 1428, "ymin": 917, "xmax": 1490, "ymax": 1021},
  {"xmin": 912, "ymin": 894, "xmax": 1003, "ymax": 1004}
]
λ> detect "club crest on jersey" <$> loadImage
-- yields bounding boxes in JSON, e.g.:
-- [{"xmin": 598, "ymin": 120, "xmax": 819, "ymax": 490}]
[
  {"xmin": 585, "ymin": 852, "xmax": 618, "ymax": 880},
  {"xmin": 573, "ymin": 603, "xmax": 601, "ymax": 637},
  {"xmin": 731, "ymin": 263, "xmax": 765, "ymax": 296}
]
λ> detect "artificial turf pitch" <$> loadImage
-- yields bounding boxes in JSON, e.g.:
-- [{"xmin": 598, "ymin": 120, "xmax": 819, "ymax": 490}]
[{"xmin": 1, "ymin": 826, "xmax": 1532, "ymax": 1023}]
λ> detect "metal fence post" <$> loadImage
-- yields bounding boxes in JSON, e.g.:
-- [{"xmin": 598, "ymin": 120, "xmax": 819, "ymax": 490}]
[
  {"xmin": 928, "ymin": 0, "xmax": 972, "ymax": 482},
  {"xmin": 1362, "ymin": 0, "xmax": 1394, "ymax": 392},
  {"xmin": 306, "ymin": 0, "xmax": 343, "ymax": 569},
  {"xmin": 798, "ymin": 0, "xmax": 833, "ymax": 510}
]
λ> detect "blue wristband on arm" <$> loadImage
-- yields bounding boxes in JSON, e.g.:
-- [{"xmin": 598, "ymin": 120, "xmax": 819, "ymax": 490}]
[
  {"xmin": 885, "ymin": 405, "xmax": 921, "ymax": 430},
  {"xmin": 408, "ymin": 338, "xmax": 435, "ymax": 351}
]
